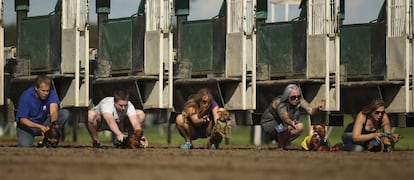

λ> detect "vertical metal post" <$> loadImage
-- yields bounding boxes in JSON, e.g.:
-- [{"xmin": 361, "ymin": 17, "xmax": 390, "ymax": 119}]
[
  {"xmin": 15, "ymin": 0, "xmax": 29, "ymax": 47},
  {"xmin": 61, "ymin": 0, "xmax": 90, "ymax": 141},
  {"xmin": 404, "ymin": 0, "xmax": 410, "ymax": 113},
  {"xmin": 96, "ymin": 0, "xmax": 110, "ymax": 36},
  {"xmin": 335, "ymin": 0, "xmax": 340, "ymax": 110},
  {"xmin": 0, "ymin": 0, "xmax": 4, "ymax": 106}
]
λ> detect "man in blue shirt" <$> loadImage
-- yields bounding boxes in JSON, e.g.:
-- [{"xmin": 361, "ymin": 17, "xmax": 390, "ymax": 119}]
[{"xmin": 15, "ymin": 75, "xmax": 70, "ymax": 147}]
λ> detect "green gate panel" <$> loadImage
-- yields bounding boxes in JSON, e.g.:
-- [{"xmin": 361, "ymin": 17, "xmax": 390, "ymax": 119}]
[
  {"xmin": 180, "ymin": 20, "xmax": 214, "ymax": 73},
  {"xmin": 340, "ymin": 24, "xmax": 371, "ymax": 75},
  {"xmin": 175, "ymin": 0, "xmax": 189, "ymax": 16},
  {"xmin": 17, "ymin": 16, "xmax": 51, "ymax": 72},
  {"xmin": 99, "ymin": 18, "xmax": 133, "ymax": 74},
  {"xmin": 132, "ymin": 15, "xmax": 145, "ymax": 72},
  {"xmin": 256, "ymin": 0, "xmax": 268, "ymax": 20},
  {"xmin": 370, "ymin": 22, "xmax": 386, "ymax": 76},
  {"xmin": 257, "ymin": 22, "xmax": 293, "ymax": 75}
]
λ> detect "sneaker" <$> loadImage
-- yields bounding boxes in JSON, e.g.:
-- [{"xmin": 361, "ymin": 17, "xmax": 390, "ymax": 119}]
[
  {"xmin": 92, "ymin": 140, "xmax": 101, "ymax": 148},
  {"xmin": 180, "ymin": 142, "xmax": 193, "ymax": 150}
]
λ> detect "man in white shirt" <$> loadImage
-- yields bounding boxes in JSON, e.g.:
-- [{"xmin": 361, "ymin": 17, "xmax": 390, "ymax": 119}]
[{"xmin": 87, "ymin": 89, "xmax": 147, "ymax": 148}]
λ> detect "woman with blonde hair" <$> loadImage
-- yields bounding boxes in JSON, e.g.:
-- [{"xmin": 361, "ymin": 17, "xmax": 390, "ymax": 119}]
[
  {"xmin": 176, "ymin": 88, "xmax": 224, "ymax": 149},
  {"xmin": 341, "ymin": 98, "xmax": 392, "ymax": 152}
]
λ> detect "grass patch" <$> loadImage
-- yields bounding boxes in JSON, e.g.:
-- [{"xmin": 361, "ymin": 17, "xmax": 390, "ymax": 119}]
[{"xmin": 1, "ymin": 116, "xmax": 413, "ymax": 150}]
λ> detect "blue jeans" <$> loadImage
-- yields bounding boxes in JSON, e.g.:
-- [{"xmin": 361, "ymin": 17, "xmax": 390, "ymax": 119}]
[
  {"xmin": 341, "ymin": 132, "xmax": 365, "ymax": 152},
  {"xmin": 16, "ymin": 109, "xmax": 70, "ymax": 147}
]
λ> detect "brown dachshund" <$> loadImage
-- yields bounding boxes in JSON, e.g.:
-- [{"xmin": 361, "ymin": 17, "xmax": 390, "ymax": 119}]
[
  {"xmin": 39, "ymin": 121, "xmax": 60, "ymax": 148},
  {"xmin": 367, "ymin": 131, "xmax": 402, "ymax": 152},
  {"xmin": 301, "ymin": 124, "xmax": 329, "ymax": 151},
  {"xmin": 129, "ymin": 129, "xmax": 149, "ymax": 149},
  {"xmin": 207, "ymin": 108, "xmax": 231, "ymax": 149},
  {"xmin": 114, "ymin": 129, "xmax": 148, "ymax": 149}
]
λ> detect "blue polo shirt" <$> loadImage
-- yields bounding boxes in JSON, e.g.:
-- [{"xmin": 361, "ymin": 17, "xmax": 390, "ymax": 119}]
[{"xmin": 16, "ymin": 87, "xmax": 60, "ymax": 124}]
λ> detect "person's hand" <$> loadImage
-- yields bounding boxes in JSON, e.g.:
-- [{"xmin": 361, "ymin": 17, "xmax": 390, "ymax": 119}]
[
  {"xmin": 226, "ymin": 120, "xmax": 233, "ymax": 128},
  {"xmin": 287, "ymin": 120, "xmax": 297, "ymax": 130},
  {"xmin": 372, "ymin": 132, "xmax": 382, "ymax": 142},
  {"xmin": 203, "ymin": 115, "xmax": 210, "ymax": 122},
  {"xmin": 39, "ymin": 125, "xmax": 49, "ymax": 134},
  {"xmin": 140, "ymin": 136, "xmax": 149, "ymax": 148},
  {"xmin": 116, "ymin": 134, "xmax": 126, "ymax": 142}
]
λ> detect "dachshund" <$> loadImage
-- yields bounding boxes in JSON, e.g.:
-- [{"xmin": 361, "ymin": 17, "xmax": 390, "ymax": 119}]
[
  {"xmin": 367, "ymin": 132, "xmax": 402, "ymax": 152},
  {"xmin": 114, "ymin": 129, "xmax": 148, "ymax": 149},
  {"xmin": 301, "ymin": 124, "xmax": 330, "ymax": 151},
  {"xmin": 207, "ymin": 108, "xmax": 231, "ymax": 149},
  {"xmin": 38, "ymin": 121, "xmax": 60, "ymax": 148}
]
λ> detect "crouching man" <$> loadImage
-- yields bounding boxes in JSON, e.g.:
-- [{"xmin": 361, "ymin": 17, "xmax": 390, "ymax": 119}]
[
  {"xmin": 86, "ymin": 89, "xmax": 148, "ymax": 148},
  {"xmin": 15, "ymin": 75, "xmax": 70, "ymax": 147}
]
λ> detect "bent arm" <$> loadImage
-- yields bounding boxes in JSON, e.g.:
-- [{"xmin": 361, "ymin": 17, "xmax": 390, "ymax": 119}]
[
  {"xmin": 301, "ymin": 99, "xmax": 324, "ymax": 116},
  {"xmin": 49, "ymin": 103, "xmax": 59, "ymax": 123},
  {"xmin": 279, "ymin": 111, "xmax": 296, "ymax": 127},
  {"xmin": 19, "ymin": 118, "xmax": 42, "ymax": 129},
  {"xmin": 352, "ymin": 112, "xmax": 375, "ymax": 142},
  {"xmin": 382, "ymin": 113, "xmax": 392, "ymax": 134},
  {"xmin": 187, "ymin": 107, "xmax": 208, "ymax": 126},
  {"xmin": 19, "ymin": 118, "xmax": 48, "ymax": 133}
]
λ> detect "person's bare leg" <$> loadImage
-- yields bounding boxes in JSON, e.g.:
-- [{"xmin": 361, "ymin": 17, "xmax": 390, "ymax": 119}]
[
  {"xmin": 176, "ymin": 114, "xmax": 192, "ymax": 143},
  {"xmin": 136, "ymin": 109, "xmax": 146, "ymax": 125},
  {"xmin": 86, "ymin": 110, "xmax": 100, "ymax": 142},
  {"xmin": 130, "ymin": 109, "xmax": 145, "ymax": 132}
]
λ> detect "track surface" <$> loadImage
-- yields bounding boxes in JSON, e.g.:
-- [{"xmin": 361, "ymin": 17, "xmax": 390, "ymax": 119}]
[{"xmin": 1, "ymin": 142, "xmax": 414, "ymax": 180}]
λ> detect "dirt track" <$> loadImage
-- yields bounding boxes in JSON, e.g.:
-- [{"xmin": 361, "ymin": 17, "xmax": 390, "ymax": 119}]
[{"xmin": 1, "ymin": 142, "xmax": 414, "ymax": 180}]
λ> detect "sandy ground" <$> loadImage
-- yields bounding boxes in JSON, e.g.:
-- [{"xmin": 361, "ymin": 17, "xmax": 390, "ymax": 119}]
[{"xmin": 1, "ymin": 141, "xmax": 414, "ymax": 180}]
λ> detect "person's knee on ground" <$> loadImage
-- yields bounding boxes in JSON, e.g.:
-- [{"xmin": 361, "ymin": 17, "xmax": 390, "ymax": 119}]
[{"xmin": 17, "ymin": 127, "xmax": 37, "ymax": 147}]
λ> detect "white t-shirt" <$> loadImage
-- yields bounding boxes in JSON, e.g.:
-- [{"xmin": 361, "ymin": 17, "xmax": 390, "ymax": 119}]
[{"xmin": 92, "ymin": 97, "xmax": 136, "ymax": 122}]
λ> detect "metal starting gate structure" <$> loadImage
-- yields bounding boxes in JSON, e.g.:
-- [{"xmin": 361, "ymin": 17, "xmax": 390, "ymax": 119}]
[{"xmin": 1, "ymin": 0, "xmax": 414, "ymax": 143}]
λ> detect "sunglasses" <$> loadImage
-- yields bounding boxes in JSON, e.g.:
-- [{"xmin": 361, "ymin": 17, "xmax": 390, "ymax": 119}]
[
  {"xmin": 289, "ymin": 95, "xmax": 302, "ymax": 101},
  {"xmin": 374, "ymin": 111, "xmax": 385, "ymax": 115}
]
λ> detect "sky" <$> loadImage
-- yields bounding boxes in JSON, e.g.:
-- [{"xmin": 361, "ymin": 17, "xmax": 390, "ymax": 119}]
[{"xmin": 2, "ymin": 0, "xmax": 384, "ymax": 25}]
